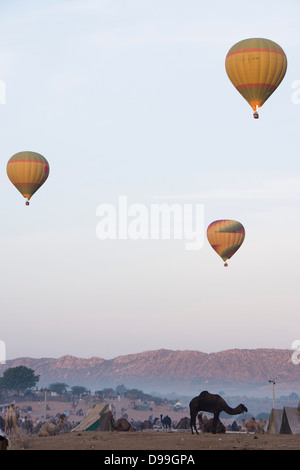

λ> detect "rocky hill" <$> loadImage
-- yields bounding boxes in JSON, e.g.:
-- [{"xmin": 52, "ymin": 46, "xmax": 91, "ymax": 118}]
[{"xmin": 0, "ymin": 348, "xmax": 299, "ymax": 396}]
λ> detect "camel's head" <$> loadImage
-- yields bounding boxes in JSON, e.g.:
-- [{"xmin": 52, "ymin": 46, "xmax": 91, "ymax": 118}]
[{"xmin": 239, "ymin": 404, "xmax": 248, "ymax": 414}]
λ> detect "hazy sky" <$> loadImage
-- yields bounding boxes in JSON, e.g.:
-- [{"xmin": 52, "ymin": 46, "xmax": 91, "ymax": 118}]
[{"xmin": 1, "ymin": 0, "xmax": 300, "ymax": 360}]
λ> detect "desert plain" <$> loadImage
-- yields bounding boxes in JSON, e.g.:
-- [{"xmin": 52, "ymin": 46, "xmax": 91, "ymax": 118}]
[
  {"xmin": 7, "ymin": 428, "xmax": 300, "ymax": 451},
  {"xmin": 2, "ymin": 397, "xmax": 300, "ymax": 451}
]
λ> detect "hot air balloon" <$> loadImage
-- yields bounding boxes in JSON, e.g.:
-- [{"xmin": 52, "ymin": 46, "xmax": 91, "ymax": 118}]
[
  {"xmin": 225, "ymin": 38, "xmax": 287, "ymax": 118},
  {"xmin": 207, "ymin": 220, "xmax": 245, "ymax": 267},
  {"xmin": 7, "ymin": 151, "xmax": 49, "ymax": 205}
]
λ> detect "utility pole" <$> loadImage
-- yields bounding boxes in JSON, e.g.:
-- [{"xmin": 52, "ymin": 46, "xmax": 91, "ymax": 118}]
[
  {"xmin": 44, "ymin": 388, "xmax": 49, "ymax": 421},
  {"xmin": 269, "ymin": 377, "xmax": 277, "ymax": 409}
]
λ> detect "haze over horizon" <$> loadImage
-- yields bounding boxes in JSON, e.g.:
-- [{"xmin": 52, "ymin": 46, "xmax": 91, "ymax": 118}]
[{"xmin": 1, "ymin": 1, "xmax": 300, "ymax": 361}]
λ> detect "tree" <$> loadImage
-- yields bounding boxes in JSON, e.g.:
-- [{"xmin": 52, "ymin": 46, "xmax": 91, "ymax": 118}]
[
  {"xmin": 49, "ymin": 382, "xmax": 69, "ymax": 395},
  {"xmin": 95, "ymin": 388, "xmax": 115, "ymax": 399},
  {"xmin": 1, "ymin": 366, "xmax": 39, "ymax": 395},
  {"xmin": 71, "ymin": 386, "xmax": 87, "ymax": 397},
  {"xmin": 116, "ymin": 384, "xmax": 128, "ymax": 397},
  {"xmin": 289, "ymin": 392, "xmax": 299, "ymax": 401},
  {"xmin": 124, "ymin": 388, "xmax": 145, "ymax": 400}
]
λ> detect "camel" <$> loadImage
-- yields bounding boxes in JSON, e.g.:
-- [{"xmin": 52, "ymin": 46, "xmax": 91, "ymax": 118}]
[
  {"xmin": 109, "ymin": 413, "xmax": 135, "ymax": 432},
  {"xmin": 0, "ymin": 416, "xmax": 5, "ymax": 430},
  {"xmin": 198, "ymin": 412, "xmax": 208, "ymax": 425},
  {"xmin": 4, "ymin": 404, "xmax": 23, "ymax": 441},
  {"xmin": 242, "ymin": 417, "xmax": 258, "ymax": 434},
  {"xmin": 160, "ymin": 414, "xmax": 171, "ymax": 429},
  {"xmin": 257, "ymin": 417, "xmax": 266, "ymax": 434},
  {"xmin": 140, "ymin": 417, "xmax": 159, "ymax": 430},
  {"xmin": 23, "ymin": 415, "xmax": 34, "ymax": 434},
  {"xmin": 129, "ymin": 420, "xmax": 143, "ymax": 431},
  {"xmin": 198, "ymin": 412, "xmax": 226, "ymax": 434},
  {"xmin": 38, "ymin": 414, "xmax": 66, "ymax": 437},
  {"xmin": 189, "ymin": 391, "xmax": 247, "ymax": 435},
  {"xmin": 32, "ymin": 420, "xmax": 43, "ymax": 435},
  {"xmin": 176, "ymin": 417, "xmax": 190, "ymax": 430},
  {"xmin": 0, "ymin": 429, "xmax": 10, "ymax": 450}
]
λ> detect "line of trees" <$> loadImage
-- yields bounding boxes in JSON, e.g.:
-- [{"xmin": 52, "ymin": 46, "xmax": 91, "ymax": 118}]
[
  {"xmin": 0, "ymin": 366, "xmax": 39, "ymax": 396},
  {"xmin": 0, "ymin": 366, "xmax": 165, "ymax": 403},
  {"xmin": 0, "ymin": 366, "xmax": 91, "ymax": 400},
  {"xmin": 0, "ymin": 366, "xmax": 169, "ymax": 405}
]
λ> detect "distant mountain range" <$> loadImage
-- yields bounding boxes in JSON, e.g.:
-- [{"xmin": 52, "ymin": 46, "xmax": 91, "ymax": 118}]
[{"xmin": 0, "ymin": 348, "xmax": 299, "ymax": 396}]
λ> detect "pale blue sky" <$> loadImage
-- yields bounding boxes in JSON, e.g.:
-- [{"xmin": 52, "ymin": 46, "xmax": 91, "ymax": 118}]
[{"xmin": 0, "ymin": 0, "xmax": 300, "ymax": 360}]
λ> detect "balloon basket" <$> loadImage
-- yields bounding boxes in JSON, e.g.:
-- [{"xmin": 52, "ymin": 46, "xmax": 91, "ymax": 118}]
[
  {"xmin": 224, "ymin": 262, "xmax": 228, "ymax": 267},
  {"xmin": 253, "ymin": 111, "xmax": 259, "ymax": 119},
  {"xmin": 25, "ymin": 201, "xmax": 29, "ymax": 206}
]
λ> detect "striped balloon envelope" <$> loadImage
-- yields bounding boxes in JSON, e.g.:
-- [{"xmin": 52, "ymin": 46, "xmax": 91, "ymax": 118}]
[
  {"xmin": 207, "ymin": 220, "xmax": 245, "ymax": 267},
  {"xmin": 225, "ymin": 38, "xmax": 287, "ymax": 118},
  {"xmin": 7, "ymin": 151, "xmax": 50, "ymax": 205}
]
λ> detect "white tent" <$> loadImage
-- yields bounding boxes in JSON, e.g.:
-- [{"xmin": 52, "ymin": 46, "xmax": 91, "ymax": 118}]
[
  {"xmin": 265, "ymin": 409, "xmax": 283, "ymax": 434},
  {"xmin": 279, "ymin": 407, "xmax": 300, "ymax": 434},
  {"xmin": 71, "ymin": 404, "xmax": 113, "ymax": 432}
]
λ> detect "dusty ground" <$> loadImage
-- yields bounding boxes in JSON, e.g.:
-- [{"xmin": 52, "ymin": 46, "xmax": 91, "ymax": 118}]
[
  {"xmin": 2, "ymin": 398, "xmax": 300, "ymax": 452},
  {"xmin": 6, "ymin": 429, "xmax": 300, "ymax": 451}
]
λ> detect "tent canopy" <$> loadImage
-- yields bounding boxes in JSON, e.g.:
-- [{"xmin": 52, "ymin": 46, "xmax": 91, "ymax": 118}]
[
  {"xmin": 265, "ymin": 409, "xmax": 283, "ymax": 434},
  {"xmin": 280, "ymin": 407, "xmax": 300, "ymax": 435},
  {"xmin": 71, "ymin": 404, "xmax": 113, "ymax": 432}
]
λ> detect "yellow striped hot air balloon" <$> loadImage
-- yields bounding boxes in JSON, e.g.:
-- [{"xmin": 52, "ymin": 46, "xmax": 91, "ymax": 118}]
[
  {"xmin": 207, "ymin": 220, "xmax": 245, "ymax": 267},
  {"xmin": 7, "ymin": 151, "xmax": 50, "ymax": 205},
  {"xmin": 225, "ymin": 38, "xmax": 287, "ymax": 118}
]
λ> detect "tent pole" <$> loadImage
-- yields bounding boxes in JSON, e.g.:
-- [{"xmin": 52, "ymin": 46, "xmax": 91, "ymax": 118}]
[{"xmin": 269, "ymin": 378, "xmax": 276, "ymax": 408}]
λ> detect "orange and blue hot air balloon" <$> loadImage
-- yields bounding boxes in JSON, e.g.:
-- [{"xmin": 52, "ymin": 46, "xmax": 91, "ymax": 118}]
[
  {"xmin": 225, "ymin": 38, "xmax": 287, "ymax": 118},
  {"xmin": 7, "ymin": 151, "xmax": 50, "ymax": 205},
  {"xmin": 207, "ymin": 220, "xmax": 245, "ymax": 267}
]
